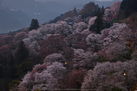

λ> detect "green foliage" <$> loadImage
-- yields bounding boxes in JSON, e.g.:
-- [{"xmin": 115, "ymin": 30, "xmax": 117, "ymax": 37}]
[
  {"xmin": 0, "ymin": 78, "xmax": 12, "ymax": 91},
  {"xmin": 17, "ymin": 62, "xmax": 33, "ymax": 77},
  {"xmin": 123, "ymin": 49, "xmax": 133, "ymax": 60},
  {"xmin": 29, "ymin": 19, "xmax": 39, "ymax": 30},
  {"xmin": 8, "ymin": 79, "xmax": 20, "ymax": 89},
  {"xmin": 111, "ymin": 19, "xmax": 118, "ymax": 24},
  {"xmin": 14, "ymin": 41, "xmax": 29, "ymax": 65},
  {"xmin": 111, "ymin": 87, "xmax": 122, "ymax": 91}
]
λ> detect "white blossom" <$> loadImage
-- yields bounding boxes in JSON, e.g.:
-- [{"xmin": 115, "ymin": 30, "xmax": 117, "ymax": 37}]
[
  {"xmin": 33, "ymin": 70, "xmax": 57, "ymax": 90},
  {"xmin": 110, "ymin": 1, "xmax": 121, "ymax": 15},
  {"xmin": 81, "ymin": 60, "xmax": 137, "ymax": 91},
  {"xmin": 73, "ymin": 49, "xmax": 98, "ymax": 69},
  {"xmin": 105, "ymin": 43, "xmax": 129, "ymax": 61},
  {"xmin": 47, "ymin": 62, "xmax": 66, "ymax": 79},
  {"xmin": 88, "ymin": 16, "xmax": 97, "ymax": 26},
  {"xmin": 74, "ymin": 22, "xmax": 88, "ymax": 33},
  {"xmin": 104, "ymin": 1, "xmax": 121, "ymax": 16},
  {"xmin": 86, "ymin": 33, "xmax": 101, "ymax": 51},
  {"xmin": 29, "ymin": 41, "xmax": 40, "ymax": 51},
  {"xmin": 44, "ymin": 53, "xmax": 66, "ymax": 65},
  {"xmin": 28, "ymin": 30, "xmax": 43, "ymax": 42}
]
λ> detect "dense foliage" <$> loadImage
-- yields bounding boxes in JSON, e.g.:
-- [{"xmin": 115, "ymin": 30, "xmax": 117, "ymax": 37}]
[
  {"xmin": 1, "ymin": 1, "xmax": 137, "ymax": 91},
  {"xmin": 29, "ymin": 19, "xmax": 39, "ymax": 30},
  {"xmin": 120, "ymin": 0, "xmax": 137, "ymax": 12}
]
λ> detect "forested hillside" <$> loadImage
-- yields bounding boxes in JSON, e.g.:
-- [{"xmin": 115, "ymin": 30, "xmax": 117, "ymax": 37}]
[{"xmin": 1, "ymin": 0, "xmax": 137, "ymax": 91}]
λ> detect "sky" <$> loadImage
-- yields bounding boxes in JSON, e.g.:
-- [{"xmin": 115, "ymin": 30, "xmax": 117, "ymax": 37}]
[
  {"xmin": 34, "ymin": 0, "xmax": 117, "ymax": 4},
  {"xmin": 35, "ymin": 0, "xmax": 114, "ymax": 2},
  {"xmin": 1, "ymin": 0, "xmax": 121, "ymax": 5},
  {"xmin": 0, "ymin": 0, "xmax": 2, "ymax": 5}
]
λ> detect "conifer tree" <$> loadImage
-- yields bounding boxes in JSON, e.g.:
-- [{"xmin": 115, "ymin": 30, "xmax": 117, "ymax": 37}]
[
  {"xmin": 120, "ymin": 0, "xmax": 137, "ymax": 12},
  {"xmin": 120, "ymin": 0, "xmax": 137, "ymax": 17},
  {"xmin": 89, "ymin": 8, "xmax": 103, "ymax": 34},
  {"xmin": 14, "ymin": 41, "xmax": 29, "ymax": 65},
  {"xmin": 29, "ymin": 19, "xmax": 39, "ymax": 30}
]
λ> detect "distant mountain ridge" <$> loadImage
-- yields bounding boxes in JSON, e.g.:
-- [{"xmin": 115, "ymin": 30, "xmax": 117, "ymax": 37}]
[
  {"xmin": 0, "ymin": 0, "xmax": 122, "ymax": 33},
  {"xmin": 3, "ymin": 0, "xmax": 122, "ymax": 23},
  {"xmin": 0, "ymin": 6, "xmax": 31, "ymax": 33}
]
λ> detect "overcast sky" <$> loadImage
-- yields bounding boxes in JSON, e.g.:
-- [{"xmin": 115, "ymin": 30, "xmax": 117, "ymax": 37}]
[
  {"xmin": 35, "ymin": 0, "xmax": 114, "ymax": 2},
  {"xmin": 1, "ymin": 0, "xmax": 122, "ymax": 6},
  {"xmin": 34, "ymin": 0, "xmax": 122, "ymax": 7},
  {"xmin": 35, "ymin": 0, "xmax": 115, "ymax": 4}
]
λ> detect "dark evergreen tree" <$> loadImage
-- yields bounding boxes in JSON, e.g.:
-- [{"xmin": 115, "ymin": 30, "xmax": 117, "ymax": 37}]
[
  {"xmin": 8, "ymin": 54, "xmax": 17, "ymax": 78},
  {"xmin": 101, "ymin": 6, "xmax": 105, "ymax": 15},
  {"xmin": 17, "ymin": 62, "xmax": 33, "ymax": 77},
  {"xmin": 73, "ymin": 7, "xmax": 77, "ymax": 13},
  {"xmin": 14, "ymin": 41, "xmax": 29, "ymax": 65},
  {"xmin": 29, "ymin": 19, "xmax": 39, "ymax": 30},
  {"xmin": 120, "ymin": 0, "xmax": 137, "ymax": 12},
  {"xmin": 89, "ymin": 8, "xmax": 103, "ymax": 34},
  {"xmin": 120, "ymin": 0, "xmax": 137, "ymax": 17}
]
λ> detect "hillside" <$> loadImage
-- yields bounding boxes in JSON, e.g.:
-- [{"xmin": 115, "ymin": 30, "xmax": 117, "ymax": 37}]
[
  {"xmin": 49, "ymin": 2, "xmax": 100, "ymax": 23},
  {"xmin": 1, "ymin": 0, "xmax": 137, "ymax": 91}
]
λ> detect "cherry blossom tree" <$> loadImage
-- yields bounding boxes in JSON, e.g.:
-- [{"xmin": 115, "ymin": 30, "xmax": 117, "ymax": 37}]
[
  {"xmin": 43, "ymin": 53, "xmax": 66, "ymax": 66},
  {"xmin": 100, "ymin": 29, "xmax": 110, "ymax": 40},
  {"xmin": 86, "ymin": 33, "xmax": 101, "ymax": 52},
  {"xmin": 38, "ymin": 24, "xmax": 56, "ymax": 35},
  {"xmin": 104, "ymin": 2, "xmax": 121, "ymax": 21},
  {"xmin": 60, "ymin": 69, "xmax": 87, "ymax": 89},
  {"xmin": 29, "ymin": 41, "xmax": 40, "ymax": 52},
  {"xmin": 74, "ymin": 22, "xmax": 88, "ymax": 33},
  {"xmin": 81, "ymin": 28, "xmax": 91, "ymax": 35},
  {"xmin": 101, "ymin": 23, "xmax": 128, "ymax": 48},
  {"xmin": 19, "ymin": 72, "xmax": 33, "ymax": 91},
  {"xmin": 23, "ymin": 30, "xmax": 43, "ymax": 51},
  {"xmin": 19, "ymin": 62, "xmax": 66, "ymax": 91},
  {"xmin": 28, "ymin": 30, "xmax": 43, "ymax": 43},
  {"xmin": 55, "ymin": 21, "xmax": 73, "ymax": 36},
  {"xmin": 47, "ymin": 62, "xmax": 66, "ymax": 79},
  {"xmin": 39, "ymin": 34, "xmax": 66, "ymax": 57},
  {"xmin": 73, "ymin": 49, "xmax": 98, "ymax": 69},
  {"xmin": 64, "ymin": 33, "xmax": 87, "ymax": 50},
  {"xmin": 13, "ymin": 32, "xmax": 28, "ymax": 45},
  {"xmin": 104, "ymin": 43, "xmax": 130, "ymax": 61},
  {"xmin": 88, "ymin": 16, "xmax": 97, "ymax": 26},
  {"xmin": 30, "ymin": 64, "xmax": 47, "ymax": 79},
  {"xmin": 81, "ymin": 60, "xmax": 137, "ymax": 91},
  {"xmin": 63, "ymin": 47, "xmax": 74, "ymax": 60},
  {"xmin": 0, "ymin": 34, "xmax": 12, "ymax": 46},
  {"xmin": 38, "ymin": 21, "xmax": 72, "ymax": 36},
  {"xmin": 32, "ymin": 70, "xmax": 57, "ymax": 90},
  {"xmin": 110, "ymin": 1, "xmax": 121, "ymax": 15}
]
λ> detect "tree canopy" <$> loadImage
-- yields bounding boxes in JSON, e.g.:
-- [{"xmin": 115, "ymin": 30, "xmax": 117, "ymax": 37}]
[
  {"xmin": 29, "ymin": 19, "xmax": 39, "ymax": 30},
  {"xmin": 120, "ymin": 0, "xmax": 137, "ymax": 12}
]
